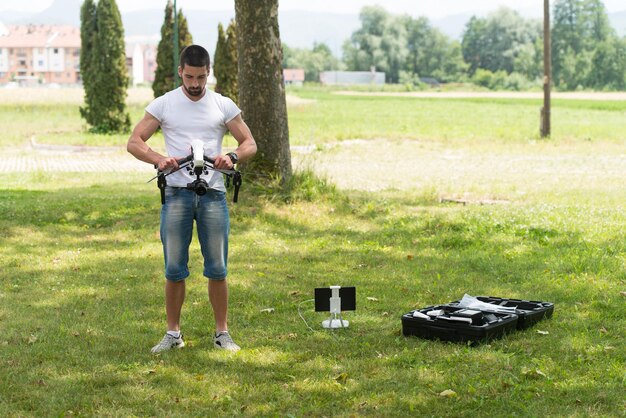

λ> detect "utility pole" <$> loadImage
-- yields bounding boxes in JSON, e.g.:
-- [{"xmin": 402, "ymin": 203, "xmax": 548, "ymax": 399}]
[
  {"xmin": 173, "ymin": 0, "xmax": 179, "ymax": 87},
  {"xmin": 541, "ymin": 0, "xmax": 551, "ymax": 137}
]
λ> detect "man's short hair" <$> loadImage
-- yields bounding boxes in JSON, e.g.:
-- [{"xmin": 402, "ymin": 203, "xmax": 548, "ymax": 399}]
[{"xmin": 179, "ymin": 45, "xmax": 211, "ymax": 69}]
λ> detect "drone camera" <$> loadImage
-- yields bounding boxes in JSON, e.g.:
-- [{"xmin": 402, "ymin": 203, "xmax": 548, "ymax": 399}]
[{"xmin": 186, "ymin": 178, "xmax": 209, "ymax": 195}]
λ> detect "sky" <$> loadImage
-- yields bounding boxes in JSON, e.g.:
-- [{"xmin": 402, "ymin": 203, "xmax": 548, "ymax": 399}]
[{"xmin": 1, "ymin": 0, "xmax": 625, "ymax": 18}]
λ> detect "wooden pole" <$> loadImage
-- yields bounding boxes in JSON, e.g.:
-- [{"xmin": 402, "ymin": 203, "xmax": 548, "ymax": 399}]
[
  {"xmin": 173, "ymin": 0, "xmax": 179, "ymax": 87},
  {"xmin": 541, "ymin": 0, "xmax": 551, "ymax": 137}
]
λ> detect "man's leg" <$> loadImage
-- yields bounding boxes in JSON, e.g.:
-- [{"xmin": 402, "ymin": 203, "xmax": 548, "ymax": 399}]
[
  {"xmin": 196, "ymin": 190, "xmax": 230, "ymax": 332},
  {"xmin": 197, "ymin": 191, "xmax": 238, "ymax": 351},
  {"xmin": 151, "ymin": 187, "xmax": 193, "ymax": 353},
  {"xmin": 151, "ymin": 279, "xmax": 186, "ymax": 353},
  {"xmin": 161, "ymin": 187, "xmax": 193, "ymax": 330},
  {"xmin": 166, "ymin": 279, "xmax": 186, "ymax": 331},
  {"xmin": 208, "ymin": 279, "xmax": 228, "ymax": 332},
  {"xmin": 209, "ymin": 278, "xmax": 239, "ymax": 351}
]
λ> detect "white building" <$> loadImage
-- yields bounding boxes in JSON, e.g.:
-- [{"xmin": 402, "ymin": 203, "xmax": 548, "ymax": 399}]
[{"xmin": 320, "ymin": 70, "xmax": 385, "ymax": 86}]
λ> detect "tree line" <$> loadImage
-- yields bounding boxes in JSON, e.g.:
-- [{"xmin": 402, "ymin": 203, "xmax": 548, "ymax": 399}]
[{"xmin": 284, "ymin": 0, "xmax": 626, "ymax": 91}]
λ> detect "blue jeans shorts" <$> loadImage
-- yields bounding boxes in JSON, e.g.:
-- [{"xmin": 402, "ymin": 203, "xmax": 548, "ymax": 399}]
[{"xmin": 160, "ymin": 187, "xmax": 229, "ymax": 281}]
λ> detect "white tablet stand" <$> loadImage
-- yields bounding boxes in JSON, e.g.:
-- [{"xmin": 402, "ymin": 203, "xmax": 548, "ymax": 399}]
[{"xmin": 322, "ymin": 286, "xmax": 349, "ymax": 329}]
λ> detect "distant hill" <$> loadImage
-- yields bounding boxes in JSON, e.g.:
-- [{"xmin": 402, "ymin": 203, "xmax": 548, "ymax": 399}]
[
  {"xmin": 278, "ymin": 11, "xmax": 360, "ymax": 54},
  {"xmin": 121, "ymin": 9, "xmax": 360, "ymax": 58},
  {"xmin": 34, "ymin": 0, "xmax": 82, "ymax": 25},
  {"xmin": 10, "ymin": 0, "xmax": 82, "ymax": 26},
  {"xmin": 432, "ymin": 13, "xmax": 474, "ymax": 40},
  {"xmin": 3, "ymin": 0, "xmax": 626, "ymax": 56},
  {"xmin": 121, "ymin": 8, "xmax": 234, "ymax": 48},
  {"xmin": 1, "ymin": 11, "xmax": 33, "ymax": 22},
  {"xmin": 609, "ymin": 10, "xmax": 626, "ymax": 36},
  {"xmin": 3, "ymin": 1, "xmax": 360, "ymax": 57}
]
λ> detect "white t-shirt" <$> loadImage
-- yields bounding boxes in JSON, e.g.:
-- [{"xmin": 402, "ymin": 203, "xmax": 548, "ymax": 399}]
[{"xmin": 145, "ymin": 87, "xmax": 241, "ymax": 190}]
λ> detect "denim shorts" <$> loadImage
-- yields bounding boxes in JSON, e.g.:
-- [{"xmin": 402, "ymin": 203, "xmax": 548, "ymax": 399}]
[{"xmin": 160, "ymin": 187, "xmax": 229, "ymax": 281}]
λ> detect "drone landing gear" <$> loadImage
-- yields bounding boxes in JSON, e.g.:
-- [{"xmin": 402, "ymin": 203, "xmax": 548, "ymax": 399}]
[{"xmin": 322, "ymin": 314, "xmax": 349, "ymax": 329}]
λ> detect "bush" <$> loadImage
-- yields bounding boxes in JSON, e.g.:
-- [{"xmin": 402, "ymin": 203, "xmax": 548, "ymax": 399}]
[
  {"xmin": 503, "ymin": 72, "xmax": 539, "ymax": 91},
  {"xmin": 398, "ymin": 71, "xmax": 425, "ymax": 91},
  {"xmin": 472, "ymin": 69, "xmax": 537, "ymax": 91}
]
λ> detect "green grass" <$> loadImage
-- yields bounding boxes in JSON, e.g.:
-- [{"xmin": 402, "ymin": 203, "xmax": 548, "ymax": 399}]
[
  {"xmin": 0, "ymin": 86, "xmax": 624, "ymax": 416},
  {"xmin": 0, "ymin": 170, "xmax": 624, "ymax": 417},
  {"xmin": 2, "ymin": 86, "xmax": 626, "ymax": 149},
  {"xmin": 0, "ymin": 103, "xmax": 149, "ymax": 148},
  {"xmin": 286, "ymin": 89, "xmax": 626, "ymax": 145}
]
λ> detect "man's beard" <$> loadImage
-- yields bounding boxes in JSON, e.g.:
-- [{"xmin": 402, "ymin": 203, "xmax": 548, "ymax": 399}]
[{"xmin": 184, "ymin": 85, "xmax": 204, "ymax": 97}]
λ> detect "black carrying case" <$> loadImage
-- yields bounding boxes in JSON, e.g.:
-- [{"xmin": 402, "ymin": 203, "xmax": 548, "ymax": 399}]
[
  {"xmin": 401, "ymin": 305, "xmax": 518, "ymax": 344},
  {"xmin": 447, "ymin": 296, "xmax": 554, "ymax": 330}
]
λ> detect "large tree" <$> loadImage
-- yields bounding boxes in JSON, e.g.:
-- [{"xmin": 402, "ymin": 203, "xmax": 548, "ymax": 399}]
[
  {"xmin": 235, "ymin": 0, "xmax": 291, "ymax": 182},
  {"xmin": 588, "ymin": 37, "xmax": 626, "ymax": 90},
  {"xmin": 404, "ymin": 16, "xmax": 467, "ymax": 82},
  {"xmin": 552, "ymin": 0, "xmax": 588, "ymax": 87},
  {"xmin": 343, "ymin": 7, "xmax": 465, "ymax": 83},
  {"xmin": 343, "ymin": 6, "xmax": 409, "ymax": 83},
  {"xmin": 461, "ymin": 7, "xmax": 541, "ymax": 76},
  {"xmin": 552, "ymin": 0, "xmax": 623, "ymax": 89},
  {"xmin": 84, "ymin": 0, "xmax": 130, "ymax": 133},
  {"xmin": 79, "ymin": 0, "xmax": 97, "ymax": 126},
  {"xmin": 214, "ymin": 20, "xmax": 239, "ymax": 104},
  {"xmin": 152, "ymin": 0, "xmax": 193, "ymax": 98},
  {"xmin": 283, "ymin": 42, "xmax": 342, "ymax": 82}
]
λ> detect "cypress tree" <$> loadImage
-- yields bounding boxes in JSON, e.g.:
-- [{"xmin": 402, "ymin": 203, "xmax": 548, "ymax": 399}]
[
  {"xmin": 89, "ymin": 0, "xmax": 130, "ymax": 133},
  {"xmin": 223, "ymin": 20, "xmax": 239, "ymax": 103},
  {"xmin": 152, "ymin": 1, "xmax": 174, "ymax": 98},
  {"xmin": 153, "ymin": 1, "xmax": 193, "ymax": 98},
  {"xmin": 214, "ymin": 20, "xmax": 239, "ymax": 104},
  {"xmin": 214, "ymin": 23, "xmax": 227, "ymax": 95},
  {"xmin": 178, "ymin": 11, "xmax": 193, "ymax": 53},
  {"xmin": 79, "ymin": 0, "xmax": 97, "ymax": 126}
]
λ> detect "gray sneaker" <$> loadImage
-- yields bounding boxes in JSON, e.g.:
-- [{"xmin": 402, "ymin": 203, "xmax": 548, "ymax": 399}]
[
  {"xmin": 214, "ymin": 331, "xmax": 240, "ymax": 352},
  {"xmin": 151, "ymin": 333, "xmax": 185, "ymax": 353}
]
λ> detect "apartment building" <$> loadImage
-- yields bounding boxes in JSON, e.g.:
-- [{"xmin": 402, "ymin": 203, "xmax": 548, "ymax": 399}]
[
  {"xmin": 0, "ymin": 24, "xmax": 81, "ymax": 85},
  {"xmin": 125, "ymin": 43, "xmax": 157, "ymax": 86}
]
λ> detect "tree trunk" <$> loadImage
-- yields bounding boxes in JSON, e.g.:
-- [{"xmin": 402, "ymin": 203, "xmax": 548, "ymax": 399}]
[{"xmin": 235, "ymin": 0, "xmax": 292, "ymax": 183}]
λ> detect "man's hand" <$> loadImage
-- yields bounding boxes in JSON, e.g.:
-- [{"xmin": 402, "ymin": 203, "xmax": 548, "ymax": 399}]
[
  {"xmin": 213, "ymin": 155, "xmax": 234, "ymax": 170},
  {"xmin": 157, "ymin": 156, "xmax": 180, "ymax": 172}
]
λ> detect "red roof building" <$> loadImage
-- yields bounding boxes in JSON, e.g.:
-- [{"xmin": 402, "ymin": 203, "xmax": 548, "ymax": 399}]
[
  {"xmin": 0, "ymin": 24, "xmax": 81, "ymax": 85},
  {"xmin": 283, "ymin": 68, "xmax": 305, "ymax": 86}
]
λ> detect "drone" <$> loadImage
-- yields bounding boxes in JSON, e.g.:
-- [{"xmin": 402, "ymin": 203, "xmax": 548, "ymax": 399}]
[{"xmin": 148, "ymin": 139, "xmax": 242, "ymax": 204}]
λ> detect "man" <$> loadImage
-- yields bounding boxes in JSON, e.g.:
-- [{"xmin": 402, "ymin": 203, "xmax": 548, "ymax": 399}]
[{"xmin": 127, "ymin": 45, "xmax": 257, "ymax": 353}]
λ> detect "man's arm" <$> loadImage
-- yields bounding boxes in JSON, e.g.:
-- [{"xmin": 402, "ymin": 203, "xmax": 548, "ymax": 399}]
[
  {"xmin": 127, "ymin": 112, "xmax": 179, "ymax": 172},
  {"xmin": 214, "ymin": 114, "xmax": 257, "ymax": 170}
]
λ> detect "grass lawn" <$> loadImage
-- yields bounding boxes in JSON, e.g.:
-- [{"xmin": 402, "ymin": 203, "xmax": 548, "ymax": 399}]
[{"xmin": 0, "ymin": 86, "xmax": 624, "ymax": 416}]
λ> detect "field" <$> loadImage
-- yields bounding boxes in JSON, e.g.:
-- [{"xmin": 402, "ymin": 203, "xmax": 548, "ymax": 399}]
[{"xmin": 0, "ymin": 86, "xmax": 625, "ymax": 416}]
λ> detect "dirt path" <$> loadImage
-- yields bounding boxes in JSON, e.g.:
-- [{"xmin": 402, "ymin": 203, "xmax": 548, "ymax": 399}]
[
  {"xmin": 293, "ymin": 138, "xmax": 626, "ymax": 196},
  {"xmin": 2, "ymin": 138, "xmax": 625, "ymax": 200},
  {"xmin": 0, "ymin": 140, "xmax": 147, "ymax": 173}
]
